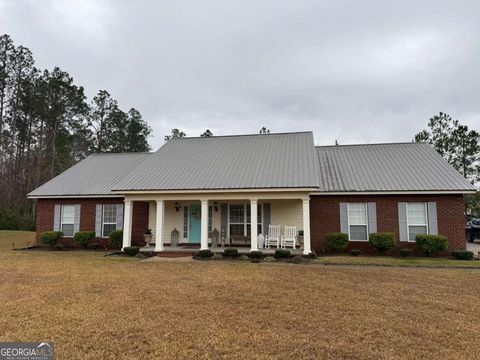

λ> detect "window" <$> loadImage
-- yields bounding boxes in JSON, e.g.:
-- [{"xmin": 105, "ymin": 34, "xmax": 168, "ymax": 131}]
[
  {"xmin": 102, "ymin": 204, "xmax": 118, "ymax": 238},
  {"xmin": 229, "ymin": 204, "xmax": 263, "ymax": 237},
  {"xmin": 348, "ymin": 203, "xmax": 368, "ymax": 241},
  {"xmin": 407, "ymin": 203, "xmax": 428, "ymax": 242},
  {"xmin": 229, "ymin": 204, "xmax": 245, "ymax": 237},
  {"xmin": 61, "ymin": 205, "xmax": 75, "ymax": 237},
  {"xmin": 208, "ymin": 206, "xmax": 213, "ymax": 235}
]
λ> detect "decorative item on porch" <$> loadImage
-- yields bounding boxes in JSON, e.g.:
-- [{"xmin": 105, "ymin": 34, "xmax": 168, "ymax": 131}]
[
  {"xmin": 257, "ymin": 234, "xmax": 265, "ymax": 249},
  {"xmin": 211, "ymin": 228, "xmax": 219, "ymax": 247},
  {"xmin": 171, "ymin": 228, "xmax": 179, "ymax": 246},
  {"xmin": 144, "ymin": 229, "xmax": 153, "ymax": 247},
  {"xmin": 220, "ymin": 227, "xmax": 226, "ymax": 247},
  {"xmin": 298, "ymin": 230, "xmax": 304, "ymax": 248}
]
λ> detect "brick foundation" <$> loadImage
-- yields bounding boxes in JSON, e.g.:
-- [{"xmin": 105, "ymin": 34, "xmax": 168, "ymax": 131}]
[{"xmin": 310, "ymin": 194, "xmax": 466, "ymax": 254}]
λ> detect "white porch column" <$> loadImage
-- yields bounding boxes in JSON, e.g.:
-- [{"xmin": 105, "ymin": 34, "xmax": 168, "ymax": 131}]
[
  {"xmin": 155, "ymin": 200, "xmax": 164, "ymax": 252},
  {"xmin": 250, "ymin": 199, "xmax": 258, "ymax": 252},
  {"xmin": 200, "ymin": 199, "xmax": 209, "ymax": 250},
  {"xmin": 122, "ymin": 200, "xmax": 133, "ymax": 250},
  {"xmin": 302, "ymin": 198, "xmax": 311, "ymax": 255}
]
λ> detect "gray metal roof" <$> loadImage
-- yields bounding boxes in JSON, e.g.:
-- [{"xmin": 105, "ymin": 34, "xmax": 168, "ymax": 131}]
[
  {"xmin": 315, "ymin": 142, "xmax": 476, "ymax": 192},
  {"xmin": 27, "ymin": 153, "xmax": 153, "ymax": 197},
  {"xmin": 112, "ymin": 132, "xmax": 319, "ymax": 191}
]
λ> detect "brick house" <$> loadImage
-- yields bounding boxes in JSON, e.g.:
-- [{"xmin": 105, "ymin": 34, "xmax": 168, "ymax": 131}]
[{"xmin": 28, "ymin": 132, "xmax": 476, "ymax": 253}]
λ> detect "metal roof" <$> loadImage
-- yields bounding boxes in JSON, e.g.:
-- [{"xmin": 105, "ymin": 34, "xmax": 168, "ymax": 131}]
[
  {"xmin": 27, "ymin": 153, "xmax": 152, "ymax": 197},
  {"xmin": 112, "ymin": 132, "xmax": 319, "ymax": 191},
  {"xmin": 315, "ymin": 142, "xmax": 476, "ymax": 192}
]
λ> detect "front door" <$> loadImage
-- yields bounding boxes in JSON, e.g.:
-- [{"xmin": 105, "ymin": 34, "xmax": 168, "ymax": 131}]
[{"xmin": 188, "ymin": 204, "xmax": 201, "ymax": 243}]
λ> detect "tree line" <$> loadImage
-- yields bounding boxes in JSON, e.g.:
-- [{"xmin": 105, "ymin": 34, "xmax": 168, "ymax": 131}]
[{"xmin": 0, "ymin": 34, "xmax": 152, "ymax": 229}]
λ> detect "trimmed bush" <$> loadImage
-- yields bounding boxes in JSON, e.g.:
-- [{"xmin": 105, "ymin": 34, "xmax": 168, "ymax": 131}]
[
  {"xmin": 415, "ymin": 234, "xmax": 448, "ymax": 256},
  {"xmin": 250, "ymin": 250, "xmax": 263, "ymax": 259},
  {"xmin": 368, "ymin": 232, "xmax": 395, "ymax": 253},
  {"xmin": 195, "ymin": 249, "xmax": 213, "ymax": 259},
  {"xmin": 400, "ymin": 248, "xmax": 412, "ymax": 257},
  {"xmin": 325, "ymin": 233, "xmax": 349, "ymax": 253},
  {"xmin": 274, "ymin": 249, "xmax": 291, "ymax": 259},
  {"xmin": 40, "ymin": 231, "xmax": 63, "ymax": 247},
  {"xmin": 74, "ymin": 231, "xmax": 96, "ymax": 248},
  {"xmin": 451, "ymin": 250, "xmax": 474, "ymax": 260},
  {"xmin": 350, "ymin": 249, "xmax": 361, "ymax": 256},
  {"xmin": 123, "ymin": 246, "xmax": 140, "ymax": 256},
  {"xmin": 223, "ymin": 248, "xmax": 239, "ymax": 257},
  {"xmin": 109, "ymin": 230, "xmax": 123, "ymax": 248}
]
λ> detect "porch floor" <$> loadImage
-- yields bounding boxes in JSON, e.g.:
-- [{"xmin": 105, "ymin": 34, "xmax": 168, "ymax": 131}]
[{"xmin": 139, "ymin": 245, "xmax": 304, "ymax": 255}]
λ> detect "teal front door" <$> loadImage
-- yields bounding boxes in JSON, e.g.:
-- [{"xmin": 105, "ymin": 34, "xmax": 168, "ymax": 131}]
[{"xmin": 188, "ymin": 204, "xmax": 201, "ymax": 243}]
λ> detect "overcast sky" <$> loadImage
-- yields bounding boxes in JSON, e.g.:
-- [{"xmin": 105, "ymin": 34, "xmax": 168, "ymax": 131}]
[{"xmin": 1, "ymin": 0, "xmax": 479, "ymax": 150}]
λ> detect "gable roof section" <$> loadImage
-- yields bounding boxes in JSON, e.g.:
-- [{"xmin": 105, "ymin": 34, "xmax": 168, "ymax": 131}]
[
  {"xmin": 112, "ymin": 132, "xmax": 319, "ymax": 191},
  {"xmin": 315, "ymin": 142, "xmax": 476, "ymax": 192},
  {"xmin": 27, "ymin": 153, "xmax": 153, "ymax": 198}
]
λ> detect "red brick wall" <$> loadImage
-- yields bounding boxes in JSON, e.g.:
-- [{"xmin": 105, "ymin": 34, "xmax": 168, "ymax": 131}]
[
  {"xmin": 310, "ymin": 194, "xmax": 466, "ymax": 253},
  {"xmin": 36, "ymin": 198, "xmax": 150, "ymax": 247}
]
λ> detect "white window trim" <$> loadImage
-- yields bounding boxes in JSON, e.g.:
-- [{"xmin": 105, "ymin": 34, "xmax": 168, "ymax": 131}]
[
  {"xmin": 406, "ymin": 202, "xmax": 429, "ymax": 242},
  {"xmin": 101, "ymin": 204, "xmax": 118, "ymax": 238},
  {"xmin": 227, "ymin": 203, "xmax": 263, "ymax": 238},
  {"xmin": 347, "ymin": 203, "xmax": 369, "ymax": 242},
  {"xmin": 61, "ymin": 204, "xmax": 75, "ymax": 238}
]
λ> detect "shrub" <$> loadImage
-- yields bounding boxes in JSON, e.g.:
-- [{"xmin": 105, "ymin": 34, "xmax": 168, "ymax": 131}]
[
  {"xmin": 40, "ymin": 231, "xmax": 63, "ymax": 247},
  {"xmin": 250, "ymin": 250, "xmax": 263, "ymax": 259},
  {"xmin": 350, "ymin": 249, "xmax": 361, "ymax": 256},
  {"xmin": 239, "ymin": 255, "xmax": 249, "ymax": 261},
  {"xmin": 223, "ymin": 248, "xmax": 239, "ymax": 257},
  {"xmin": 325, "ymin": 233, "xmax": 349, "ymax": 253},
  {"xmin": 274, "ymin": 249, "xmax": 291, "ymax": 259},
  {"xmin": 195, "ymin": 249, "xmax": 213, "ymax": 259},
  {"xmin": 74, "ymin": 231, "xmax": 96, "ymax": 248},
  {"xmin": 123, "ymin": 246, "xmax": 140, "ymax": 256},
  {"xmin": 400, "ymin": 249, "xmax": 412, "ymax": 257},
  {"xmin": 415, "ymin": 234, "xmax": 448, "ymax": 256},
  {"xmin": 368, "ymin": 232, "xmax": 396, "ymax": 253},
  {"xmin": 287, "ymin": 255, "xmax": 304, "ymax": 264},
  {"xmin": 264, "ymin": 256, "xmax": 276, "ymax": 262},
  {"xmin": 109, "ymin": 230, "xmax": 123, "ymax": 248},
  {"xmin": 451, "ymin": 250, "xmax": 474, "ymax": 260}
]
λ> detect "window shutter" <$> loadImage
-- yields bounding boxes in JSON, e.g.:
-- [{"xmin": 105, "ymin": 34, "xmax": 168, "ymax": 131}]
[
  {"xmin": 73, "ymin": 204, "xmax": 81, "ymax": 235},
  {"xmin": 263, "ymin": 203, "xmax": 271, "ymax": 235},
  {"xmin": 220, "ymin": 203, "xmax": 228, "ymax": 235},
  {"xmin": 116, "ymin": 204, "xmax": 124, "ymax": 230},
  {"xmin": 95, "ymin": 204, "xmax": 102, "ymax": 237},
  {"xmin": 53, "ymin": 204, "xmax": 61, "ymax": 231},
  {"xmin": 339, "ymin": 203, "xmax": 348, "ymax": 234},
  {"xmin": 367, "ymin": 202, "xmax": 377, "ymax": 234},
  {"xmin": 398, "ymin": 202, "xmax": 407, "ymax": 241},
  {"xmin": 427, "ymin": 202, "xmax": 438, "ymax": 235}
]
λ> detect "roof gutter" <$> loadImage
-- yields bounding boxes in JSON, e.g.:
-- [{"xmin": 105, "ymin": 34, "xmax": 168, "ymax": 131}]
[
  {"xmin": 310, "ymin": 190, "xmax": 477, "ymax": 195},
  {"xmin": 27, "ymin": 194, "xmax": 125, "ymax": 199}
]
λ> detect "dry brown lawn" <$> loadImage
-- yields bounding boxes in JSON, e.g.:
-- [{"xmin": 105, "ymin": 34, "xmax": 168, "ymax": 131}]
[{"xmin": 1, "ymin": 231, "xmax": 480, "ymax": 359}]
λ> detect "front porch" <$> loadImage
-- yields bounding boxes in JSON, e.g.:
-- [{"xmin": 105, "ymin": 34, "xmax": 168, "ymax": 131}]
[
  {"xmin": 122, "ymin": 192, "xmax": 312, "ymax": 255},
  {"xmin": 139, "ymin": 245, "xmax": 305, "ymax": 255}
]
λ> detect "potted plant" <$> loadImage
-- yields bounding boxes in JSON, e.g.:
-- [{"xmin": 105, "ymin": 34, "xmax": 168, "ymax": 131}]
[{"xmin": 144, "ymin": 229, "xmax": 153, "ymax": 247}]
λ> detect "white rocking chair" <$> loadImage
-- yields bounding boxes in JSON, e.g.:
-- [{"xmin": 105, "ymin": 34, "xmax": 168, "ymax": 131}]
[
  {"xmin": 281, "ymin": 226, "xmax": 297, "ymax": 250},
  {"xmin": 265, "ymin": 225, "xmax": 280, "ymax": 249}
]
